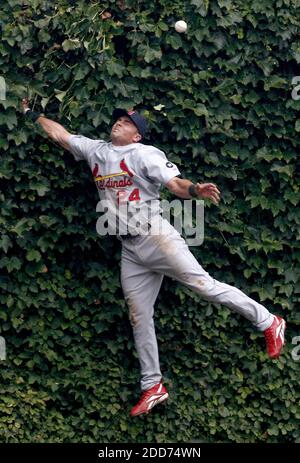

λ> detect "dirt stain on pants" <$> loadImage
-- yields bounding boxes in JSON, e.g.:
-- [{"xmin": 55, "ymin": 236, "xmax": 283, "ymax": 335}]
[{"xmin": 126, "ymin": 296, "xmax": 139, "ymax": 328}]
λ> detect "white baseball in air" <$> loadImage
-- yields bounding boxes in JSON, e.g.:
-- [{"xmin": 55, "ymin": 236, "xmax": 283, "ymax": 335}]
[{"xmin": 175, "ymin": 20, "xmax": 187, "ymax": 33}]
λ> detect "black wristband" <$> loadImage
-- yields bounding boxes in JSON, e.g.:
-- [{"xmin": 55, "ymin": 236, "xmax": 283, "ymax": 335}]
[
  {"xmin": 188, "ymin": 184, "xmax": 198, "ymax": 198},
  {"xmin": 25, "ymin": 109, "xmax": 41, "ymax": 122}
]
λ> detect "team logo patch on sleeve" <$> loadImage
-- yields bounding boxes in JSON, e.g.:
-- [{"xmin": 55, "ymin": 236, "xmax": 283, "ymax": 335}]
[{"xmin": 166, "ymin": 161, "xmax": 174, "ymax": 168}]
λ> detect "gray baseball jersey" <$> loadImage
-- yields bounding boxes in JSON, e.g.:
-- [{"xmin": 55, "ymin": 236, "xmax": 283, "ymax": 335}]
[{"xmin": 68, "ymin": 135, "xmax": 181, "ymax": 233}]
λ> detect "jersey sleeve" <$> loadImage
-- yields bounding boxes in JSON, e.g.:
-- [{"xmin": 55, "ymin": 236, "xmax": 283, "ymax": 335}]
[
  {"xmin": 68, "ymin": 134, "xmax": 105, "ymax": 162},
  {"xmin": 137, "ymin": 147, "xmax": 181, "ymax": 185}
]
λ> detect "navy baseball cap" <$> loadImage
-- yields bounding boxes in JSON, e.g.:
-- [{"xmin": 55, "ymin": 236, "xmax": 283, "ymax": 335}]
[{"xmin": 112, "ymin": 108, "xmax": 148, "ymax": 138}]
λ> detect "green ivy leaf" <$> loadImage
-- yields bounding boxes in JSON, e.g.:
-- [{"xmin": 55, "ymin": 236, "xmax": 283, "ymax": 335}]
[
  {"xmin": 62, "ymin": 39, "xmax": 81, "ymax": 52},
  {"xmin": 26, "ymin": 250, "xmax": 42, "ymax": 262},
  {"xmin": 0, "ymin": 235, "xmax": 12, "ymax": 253}
]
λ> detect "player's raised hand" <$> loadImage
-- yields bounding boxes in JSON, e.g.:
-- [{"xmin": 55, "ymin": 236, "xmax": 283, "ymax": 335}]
[{"xmin": 195, "ymin": 182, "xmax": 221, "ymax": 204}]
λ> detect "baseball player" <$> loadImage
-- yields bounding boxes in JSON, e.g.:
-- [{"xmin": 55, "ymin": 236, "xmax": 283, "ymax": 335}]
[{"xmin": 22, "ymin": 98, "xmax": 286, "ymax": 417}]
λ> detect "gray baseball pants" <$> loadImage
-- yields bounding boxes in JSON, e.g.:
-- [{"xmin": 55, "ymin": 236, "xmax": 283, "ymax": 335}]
[{"xmin": 120, "ymin": 217, "xmax": 274, "ymax": 391}]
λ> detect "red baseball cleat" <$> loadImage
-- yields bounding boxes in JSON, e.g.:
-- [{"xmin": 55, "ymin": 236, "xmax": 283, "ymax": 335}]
[
  {"xmin": 264, "ymin": 315, "xmax": 286, "ymax": 359},
  {"xmin": 130, "ymin": 382, "xmax": 169, "ymax": 417}
]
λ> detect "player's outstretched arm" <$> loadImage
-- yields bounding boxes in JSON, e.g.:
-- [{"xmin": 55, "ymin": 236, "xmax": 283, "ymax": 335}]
[
  {"xmin": 166, "ymin": 176, "xmax": 221, "ymax": 204},
  {"xmin": 21, "ymin": 97, "xmax": 72, "ymax": 151}
]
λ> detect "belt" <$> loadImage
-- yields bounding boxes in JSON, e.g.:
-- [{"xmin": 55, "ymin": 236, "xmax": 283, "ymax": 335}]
[
  {"xmin": 117, "ymin": 233, "xmax": 139, "ymax": 241},
  {"xmin": 117, "ymin": 223, "xmax": 152, "ymax": 241}
]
